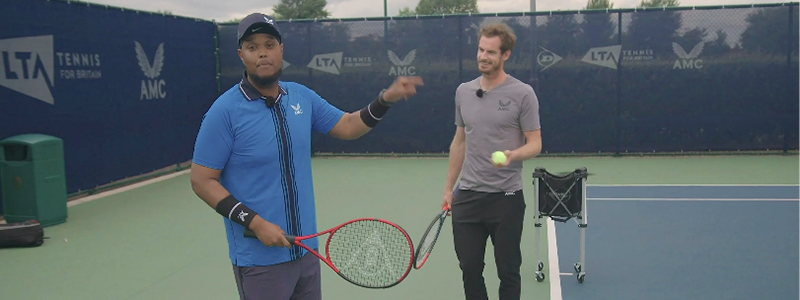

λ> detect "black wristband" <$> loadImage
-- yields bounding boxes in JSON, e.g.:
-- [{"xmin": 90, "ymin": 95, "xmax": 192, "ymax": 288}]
[
  {"xmin": 215, "ymin": 195, "xmax": 257, "ymax": 229},
  {"xmin": 359, "ymin": 90, "xmax": 392, "ymax": 127}
]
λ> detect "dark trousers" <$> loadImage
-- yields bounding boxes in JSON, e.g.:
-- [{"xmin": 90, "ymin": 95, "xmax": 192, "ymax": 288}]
[
  {"xmin": 232, "ymin": 250, "xmax": 321, "ymax": 300},
  {"xmin": 451, "ymin": 189, "xmax": 526, "ymax": 300}
]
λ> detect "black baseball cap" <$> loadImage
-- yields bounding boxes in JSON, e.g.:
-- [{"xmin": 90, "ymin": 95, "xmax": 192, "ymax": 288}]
[{"xmin": 237, "ymin": 13, "xmax": 281, "ymax": 45}]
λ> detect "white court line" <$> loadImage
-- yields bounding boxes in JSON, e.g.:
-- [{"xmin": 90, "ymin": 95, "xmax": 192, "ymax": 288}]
[
  {"xmin": 0, "ymin": 169, "xmax": 190, "ymax": 225},
  {"xmin": 587, "ymin": 184, "xmax": 799, "ymax": 187},
  {"xmin": 547, "ymin": 218, "xmax": 562, "ymax": 300},
  {"xmin": 66, "ymin": 169, "xmax": 191, "ymax": 208},
  {"xmin": 67, "ymin": 169, "xmax": 191, "ymax": 207},
  {"xmin": 588, "ymin": 197, "xmax": 799, "ymax": 201}
]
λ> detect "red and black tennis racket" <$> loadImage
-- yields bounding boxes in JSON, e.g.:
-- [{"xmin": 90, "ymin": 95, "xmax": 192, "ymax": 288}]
[
  {"xmin": 414, "ymin": 183, "xmax": 459, "ymax": 269},
  {"xmin": 414, "ymin": 205, "xmax": 449, "ymax": 269},
  {"xmin": 244, "ymin": 218, "xmax": 415, "ymax": 289}
]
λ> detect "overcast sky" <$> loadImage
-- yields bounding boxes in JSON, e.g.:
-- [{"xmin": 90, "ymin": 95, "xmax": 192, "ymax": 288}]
[{"xmin": 81, "ymin": 0, "xmax": 787, "ymax": 22}]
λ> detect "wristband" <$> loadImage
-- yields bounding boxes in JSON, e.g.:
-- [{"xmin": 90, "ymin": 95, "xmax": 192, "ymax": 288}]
[
  {"xmin": 359, "ymin": 90, "xmax": 392, "ymax": 128},
  {"xmin": 215, "ymin": 195, "xmax": 257, "ymax": 229}
]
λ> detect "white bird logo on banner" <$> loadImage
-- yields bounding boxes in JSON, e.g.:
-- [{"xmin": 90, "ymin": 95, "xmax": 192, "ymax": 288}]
[
  {"xmin": 388, "ymin": 49, "xmax": 416, "ymax": 66},
  {"xmin": 672, "ymin": 42, "xmax": 704, "ymax": 59},
  {"xmin": 135, "ymin": 41, "xmax": 165, "ymax": 79}
]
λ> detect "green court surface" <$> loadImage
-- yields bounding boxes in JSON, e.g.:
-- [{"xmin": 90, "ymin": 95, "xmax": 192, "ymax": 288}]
[{"xmin": 0, "ymin": 155, "xmax": 797, "ymax": 300}]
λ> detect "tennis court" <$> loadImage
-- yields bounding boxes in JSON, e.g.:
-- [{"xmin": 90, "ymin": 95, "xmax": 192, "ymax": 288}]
[{"xmin": 0, "ymin": 154, "xmax": 797, "ymax": 300}]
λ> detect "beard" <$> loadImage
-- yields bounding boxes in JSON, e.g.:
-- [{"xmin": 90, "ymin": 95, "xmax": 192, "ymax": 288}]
[
  {"xmin": 479, "ymin": 60, "xmax": 499, "ymax": 74},
  {"xmin": 250, "ymin": 67, "xmax": 282, "ymax": 88}
]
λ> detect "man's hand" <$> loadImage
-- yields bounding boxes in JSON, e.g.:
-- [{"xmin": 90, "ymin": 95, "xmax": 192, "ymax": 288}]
[
  {"xmin": 442, "ymin": 190, "xmax": 453, "ymax": 216},
  {"xmin": 382, "ymin": 76, "xmax": 424, "ymax": 103},
  {"xmin": 491, "ymin": 150, "xmax": 515, "ymax": 168},
  {"xmin": 248, "ymin": 216, "xmax": 292, "ymax": 248}
]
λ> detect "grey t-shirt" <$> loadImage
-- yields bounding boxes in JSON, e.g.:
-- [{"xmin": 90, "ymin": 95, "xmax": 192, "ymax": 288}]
[{"xmin": 455, "ymin": 75, "xmax": 541, "ymax": 193}]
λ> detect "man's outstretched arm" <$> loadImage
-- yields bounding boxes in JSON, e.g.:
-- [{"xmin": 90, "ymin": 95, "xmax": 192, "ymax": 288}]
[
  {"xmin": 326, "ymin": 97, "xmax": 390, "ymax": 140},
  {"xmin": 328, "ymin": 76, "xmax": 424, "ymax": 140}
]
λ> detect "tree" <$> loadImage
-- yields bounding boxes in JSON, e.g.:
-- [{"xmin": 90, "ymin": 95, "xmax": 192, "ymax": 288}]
[
  {"xmin": 674, "ymin": 27, "xmax": 706, "ymax": 50},
  {"xmin": 272, "ymin": 0, "xmax": 331, "ymax": 20},
  {"xmin": 702, "ymin": 30, "xmax": 731, "ymax": 56},
  {"xmin": 740, "ymin": 7, "xmax": 798, "ymax": 55},
  {"xmin": 580, "ymin": 0, "xmax": 616, "ymax": 49},
  {"xmin": 539, "ymin": 15, "xmax": 581, "ymax": 57},
  {"xmin": 624, "ymin": 0, "xmax": 682, "ymax": 58},
  {"xmin": 414, "ymin": 0, "xmax": 479, "ymax": 15},
  {"xmin": 670, "ymin": 27, "xmax": 729, "ymax": 58},
  {"xmin": 397, "ymin": 7, "xmax": 415, "ymax": 16}
]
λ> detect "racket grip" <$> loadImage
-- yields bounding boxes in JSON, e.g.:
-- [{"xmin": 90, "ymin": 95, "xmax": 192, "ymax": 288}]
[
  {"xmin": 242, "ymin": 230, "xmax": 297, "ymax": 246},
  {"xmin": 284, "ymin": 235, "xmax": 296, "ymax": 245}
]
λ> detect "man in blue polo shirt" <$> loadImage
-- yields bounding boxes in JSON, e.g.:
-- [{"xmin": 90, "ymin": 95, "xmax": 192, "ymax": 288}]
[{"xmin": 189, "ymin": 13, "xmax": 424, "ymax": 300}]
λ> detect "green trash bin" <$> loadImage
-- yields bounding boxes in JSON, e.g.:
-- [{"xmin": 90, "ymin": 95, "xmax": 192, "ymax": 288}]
[{"xmin": 0, "ymin": 134, "xmax": 68, "ymax": 227}]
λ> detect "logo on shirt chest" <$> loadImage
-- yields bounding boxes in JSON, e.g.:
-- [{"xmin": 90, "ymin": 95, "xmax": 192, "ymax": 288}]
[
  {"xmin": 498, "ymin": 100, "xmax": 511, "ymax": 111},
  {"xmin": 291, "ymin": 103, "xmax": 303, "ymax": 115}
]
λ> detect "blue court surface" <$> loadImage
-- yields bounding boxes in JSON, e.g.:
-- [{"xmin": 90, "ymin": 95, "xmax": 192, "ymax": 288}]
[{"xmin": 549, "ymin": 184, "xmax": 799, "ymax": 300}]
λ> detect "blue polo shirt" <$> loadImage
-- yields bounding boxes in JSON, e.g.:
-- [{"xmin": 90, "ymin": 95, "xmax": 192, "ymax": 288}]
[{"xmin": 192, "ymin": 74, "xmax": 345, "ymax": 267}]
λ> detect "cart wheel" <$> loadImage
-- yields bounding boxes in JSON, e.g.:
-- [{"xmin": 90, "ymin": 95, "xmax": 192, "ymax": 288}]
[
  {"xmin": 535, "ymin": 271, "xmax": 545, "ymax": 282},
  {"xmin": 537, "ymin": 261, "xmax": 544, "ymax": 271},
  {"xmin": 573, "ymin": 262, "xmax": 582, "ymax": 273},
  {"xmin": 577, "ymin": 272, "xmax": 585, "ymax": 283}
]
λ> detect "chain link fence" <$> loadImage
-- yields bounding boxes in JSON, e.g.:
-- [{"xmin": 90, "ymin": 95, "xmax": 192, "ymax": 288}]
[{"xmin": 216, "ymin": 3, "xmax": 799, "ymax": 156}]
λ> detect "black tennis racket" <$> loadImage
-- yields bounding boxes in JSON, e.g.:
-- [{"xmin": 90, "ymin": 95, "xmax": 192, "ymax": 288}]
[
  {"xmin": 413, "ymin": 184, "xmax": 459, "ymax": 269},
  {"xmin": 413, "ymin": 205, "xmax": 449, "ymax": 269},
  {"xmin": 243, "ymin": 218, "xmax": 414, "ymax": 289}
]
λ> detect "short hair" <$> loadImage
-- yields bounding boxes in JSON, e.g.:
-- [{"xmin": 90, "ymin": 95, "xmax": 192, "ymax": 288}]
[{"xmin": 479, "ymin": 23, "xmax": 517, "ymax": 53}]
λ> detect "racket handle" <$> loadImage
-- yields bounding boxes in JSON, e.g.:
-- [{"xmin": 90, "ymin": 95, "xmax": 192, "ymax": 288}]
[
  {"xmin": 284, "ymin": 235, "xmax": 296, "ymax": 245},
  {"xmin": 242, "ymin": 230, "xmax": 297, "ymax": 246}
]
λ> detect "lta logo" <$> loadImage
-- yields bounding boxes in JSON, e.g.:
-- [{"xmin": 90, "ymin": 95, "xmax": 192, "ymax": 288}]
[
  {"xmin": 135, "ymin": 41, "xmax": 166, "ymax": 100},
  {"xmin": 0, "ymin": 35, "xmax": 55, "ymax": 105}
]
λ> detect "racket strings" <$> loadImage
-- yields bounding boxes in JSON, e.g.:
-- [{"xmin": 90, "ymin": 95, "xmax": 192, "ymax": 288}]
[
  {"xmin": 417, "ymin": 217, "xmax": 444, "ymax": 260},
  {"xmin": 328, "ymin": 220, "xmax": 413, "ymax": 287}
]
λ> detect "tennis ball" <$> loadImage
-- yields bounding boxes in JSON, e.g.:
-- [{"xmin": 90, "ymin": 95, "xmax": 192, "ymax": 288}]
[{"xmin": 491, "ymin": 151, "xmax": 507, "ymax": 164}]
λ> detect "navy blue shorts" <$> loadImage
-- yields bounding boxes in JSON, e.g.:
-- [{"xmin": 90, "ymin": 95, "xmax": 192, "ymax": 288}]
[{"xmin": 232, "ymin": 250, "xmax": 321, "ymax": 300}]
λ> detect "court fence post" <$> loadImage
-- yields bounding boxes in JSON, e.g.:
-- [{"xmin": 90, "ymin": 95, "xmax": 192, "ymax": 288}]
[
  {"xmin": 614, "ymin": 11, "xmax": 622, "ymax": 157},
  {"xmin": 784, "ymin": 5, "xmax": 794, "ymax": 154}
]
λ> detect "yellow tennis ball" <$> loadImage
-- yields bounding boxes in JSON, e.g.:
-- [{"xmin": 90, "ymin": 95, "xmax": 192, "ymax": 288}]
[{"xmin": 491, "ymin": 151, "xmax": 507, "ymax": 164}]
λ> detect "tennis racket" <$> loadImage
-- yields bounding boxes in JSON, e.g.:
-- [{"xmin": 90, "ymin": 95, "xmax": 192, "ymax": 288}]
[
  {"xmin": 413, "ymin": 205, "xmax": 449, "ymax": 269},
  {"xmin": 413, "ymin": 183, "xmax": 459, "ymax": 270},
  {"xmin": 243, "ymin": 218, "xmax": 415, "ymax": 289}
]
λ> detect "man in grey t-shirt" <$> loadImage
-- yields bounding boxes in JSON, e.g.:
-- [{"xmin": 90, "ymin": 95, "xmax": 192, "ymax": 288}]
[{"xmin": 442, "ymin": 23, "xmax": 542, "ymax": 300}]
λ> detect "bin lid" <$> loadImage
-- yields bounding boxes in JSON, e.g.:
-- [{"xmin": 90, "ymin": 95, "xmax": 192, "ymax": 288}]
[{"xmin": 0, "ymin": 134, "xmax": 62, "ymax": 146}]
